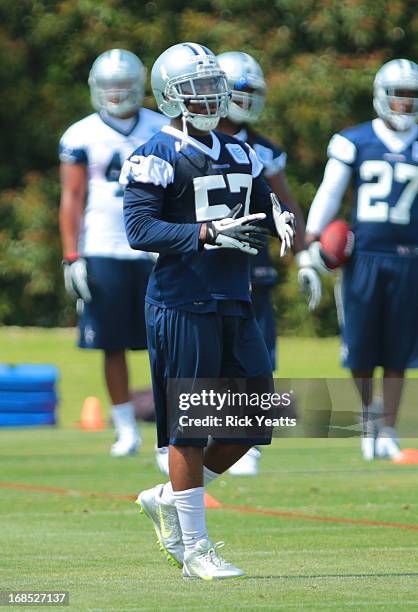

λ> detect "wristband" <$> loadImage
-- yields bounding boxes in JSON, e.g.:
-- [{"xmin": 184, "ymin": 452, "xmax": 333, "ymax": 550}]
[{"xmin": 63, "ymin": 252, "xmax": 80, "ymax": 263}]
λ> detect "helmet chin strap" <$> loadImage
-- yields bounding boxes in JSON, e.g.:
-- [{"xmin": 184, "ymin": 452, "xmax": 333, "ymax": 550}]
[
  {"xmin": 228, "ymin": 101, "xmax": 250, "ymax": 125},
  {"xmin": 181, "ymin": 114, "xmax": 189, "ymax": 137},
  {"xmin": 174, "ymin": 114, "xmax": 189, "ymax": 152},
  {"xmin": 181, "ymin": 110, "xmax": 219, "ymax": 134},
  {"xmin": 389, "ymin": 113, "xmax": 416, "ymax": 131},
  {"xmin": 189, "ymin": 115, "xmax": 220, "ymax": 131}
]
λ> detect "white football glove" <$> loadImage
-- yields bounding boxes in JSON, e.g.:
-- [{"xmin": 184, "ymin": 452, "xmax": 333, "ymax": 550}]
[
  {"xmin": 271, "ymin": 193, "xmax": 296, "ymax": 256},
  {"xmin": 307, "ymin": 241, "xmax": 333, "ymax": 274},
  {"xmin": 204, "ymin": 204, "xmax": 268, "ymax": 256},
  {"xmin": 63, "ymin": 257, "xmax": 92, "ymax": 303},
  {"xmin": 295, "ymin": 250, "xmax": 322, "ymax": 311}
]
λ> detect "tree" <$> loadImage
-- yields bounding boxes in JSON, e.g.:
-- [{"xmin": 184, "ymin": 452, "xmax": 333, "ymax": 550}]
[{"xmin": 1, "ymin": 0, "xmax": 416, "ymax": 330}]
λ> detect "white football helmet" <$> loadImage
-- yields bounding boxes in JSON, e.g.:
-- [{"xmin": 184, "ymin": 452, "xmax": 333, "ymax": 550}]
[
  {"xmin": 151, "ymin": 42, "xmax": 230, "ymax": 131},
  {"xmin": 373, "ymin": 59, "xmax": 418, "ymax": 131},
  {"xmin": 217, "ymin": 51, "xmax": 266, "ymax": 124},
  {"xmin": 89, "ymin": 49, "xmax": 146, "ymax": 118}
]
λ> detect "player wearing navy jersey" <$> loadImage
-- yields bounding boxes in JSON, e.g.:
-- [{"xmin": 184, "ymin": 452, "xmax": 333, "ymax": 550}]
[
  {"xmin": 216, "ymin": 51, "xmax": 321, "ymax": 476},
  {"xmin": 125, "ymin": 43, "xmax": 295, "ymax": 581},
  {"xmin": 59, "ymin": 49, "xmax": 168, "ymax": 457},
  {"xmin": 306, "ymin": 59, "xmax": 418, "ymax": 461}
]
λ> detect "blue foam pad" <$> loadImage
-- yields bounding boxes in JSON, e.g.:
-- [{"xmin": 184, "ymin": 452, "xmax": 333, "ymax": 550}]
[
  {"xmin": 0, "ymin": 412, "xmax": 56, "ymax": 427},
  {"xmin": 0, "ymin": 364, "xmax": 59, "ymax": 391},
  {"xmin": 0, "ymin": 390, "xmax": 57, "ymax": 413}
]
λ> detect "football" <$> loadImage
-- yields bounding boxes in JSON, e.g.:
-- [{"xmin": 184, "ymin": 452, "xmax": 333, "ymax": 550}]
[{"xmin": 320, "ymin": 219, "xmax": 354, "ymax": 269}]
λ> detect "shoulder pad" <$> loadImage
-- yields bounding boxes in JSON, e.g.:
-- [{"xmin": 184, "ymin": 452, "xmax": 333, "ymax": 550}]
[
  {"xmin": 327, "ymin": 134, "xmax": 357, "ymax": 165},
  {"xmin": 119, "ymin": 154, "xmax": 174, "ymax": 187}
]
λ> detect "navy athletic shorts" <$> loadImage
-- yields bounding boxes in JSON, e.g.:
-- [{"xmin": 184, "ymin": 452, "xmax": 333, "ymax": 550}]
[
  {"xmin": 145, "ymin": 301, "xmax": 274, "ymax": 447},
  {"xmin": 338, "ymin": 252, "xmax": 418, "ymax": 370},
  {"xmin": 78, "ymin": 256, "xmax": 154, "ymax": 351},
  {"xmin": 251, "ymin": 284, "xmax": 277, "ymax": 371}
]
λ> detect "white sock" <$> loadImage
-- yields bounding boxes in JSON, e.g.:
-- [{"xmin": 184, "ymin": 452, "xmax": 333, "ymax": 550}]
[
  {"xmin": 173, "ymin": 487, "xmax": 208, "ymax": 551},
  {"xmin": 111, "ymin": 402, "xmax": 137, "ymax": 437},
  {"xmin": 159, "ymin": 482, "xmax": 176, "ymax": 505},
  {"xmin": 203, "ymin": 465, "xmax": 219, "ymax": 486},
  {"xmin": 159, "ymin": 463, "xmax": 219, "ymax": 507}
]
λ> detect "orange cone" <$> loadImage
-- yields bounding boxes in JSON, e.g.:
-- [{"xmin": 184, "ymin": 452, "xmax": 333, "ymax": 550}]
[
  {"xmin": 79, "ymin": 396, "xmax": 106, "ymax": 431},
  {"xmin": 204, "ymin": 492, "xmax": 222, "ymax": 509},
  {"xmin": 392, "ymin": 448, "xmax": 418, "ymax": 464}
]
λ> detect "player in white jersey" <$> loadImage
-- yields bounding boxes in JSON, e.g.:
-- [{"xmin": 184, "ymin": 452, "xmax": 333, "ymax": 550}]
[
  {"xmin": 59, "ymin": 49, "xmax": 168, "ymax": 457},
  {"xmin": 305, "ymin": 59, "xmax": 418, "ymax": 461}
]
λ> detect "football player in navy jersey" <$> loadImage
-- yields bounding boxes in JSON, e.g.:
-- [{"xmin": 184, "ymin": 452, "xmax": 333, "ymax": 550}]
[
  {"xmin": 122, "ymin": 42, "xmax": 295, "ymax": 580},
  {"xmin": 305, "ymin": 59, "xmax": 418, "ymax": 461},
  {"xmin": 216, "ymin": 51, "xmax": 322, "ymax": 476},
  {"xmin": 59, "ymin": 49, "xmax": 168, "ymax": 457}
]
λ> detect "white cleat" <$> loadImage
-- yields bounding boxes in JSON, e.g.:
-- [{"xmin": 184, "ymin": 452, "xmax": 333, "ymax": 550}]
[
  {"xmin": 228, "ymin": 447, "xmax": 260, "ymax": 476},
  {"xmin": 360, "ymin": 397, "xmax": 383, "ymax": 461},
  {"xmin": 361, "ymin": 420, "xmax": 378, "ymax": 461},
  {"xmin": 375, "ymin": 426, "xmax": 402, "ymax": 460},
  {"xmin": 110, "ymin": 432, "xmax": 141, "ymax": 457},
  {"xmin": 155, "ymin": 445, "xmax": 169, "ymax": 476},
  {"xmin": 183, "ymin": 539, "xmax": 245, "ymax": 581},
  {"xmin": 361, "ymin": 434, "xmax": 375, "ymax": 461},
  {"xmin": 136, "ymin": 484, "xmax": 184, "ymax": 568}
]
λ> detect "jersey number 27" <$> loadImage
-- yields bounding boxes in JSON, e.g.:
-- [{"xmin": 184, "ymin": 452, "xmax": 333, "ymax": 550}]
[{"xmin": 357, "ymin": 160, "xmax": 418, "ymax": 224}]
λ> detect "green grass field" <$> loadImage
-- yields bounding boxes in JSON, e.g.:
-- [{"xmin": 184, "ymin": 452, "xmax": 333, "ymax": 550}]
[{"xmin": 1, "ymin": 328, "xmax": 418, "ymax": 611}]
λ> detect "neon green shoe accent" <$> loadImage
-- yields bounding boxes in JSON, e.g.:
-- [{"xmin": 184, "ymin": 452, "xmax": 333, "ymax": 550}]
[{"xmin": 135, "ymin": 487, "xmax": 184, "ymax": 569}]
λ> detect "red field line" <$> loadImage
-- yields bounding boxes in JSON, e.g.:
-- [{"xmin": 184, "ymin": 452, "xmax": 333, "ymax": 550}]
[
  {"xmin": 0, "ymin": 480, "xmax": 219, "ymax": 508},
  {"xmin": 219, "ymin": 504, "xmax": 418, "ymax": 531},
  {"xmin": 2, "ymin": 480, "xmax": 418, "ymax": 531},
  {"xmin": 0, "ymin": 480, "xmax": 136, "ymax": 501}
]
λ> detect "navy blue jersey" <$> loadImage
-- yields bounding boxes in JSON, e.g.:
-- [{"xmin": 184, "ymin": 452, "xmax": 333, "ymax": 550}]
[
  {"xmin": 122, "ymin": 125, "xmax": 277, "ymax": 308},
  {"xmin": 328, "ymin": 119, "xmax": 418, "ymax": 254},
  {"xmin": 244, "ymin": 129, "xmax": 287, "ymax": 179},
  {"xmin": 249, "ymin": 241, "xmax": 278, "ymax": 286},
  {"xmin": 235, "ymin": 128, "xmax": 286, "ymax": 286}
]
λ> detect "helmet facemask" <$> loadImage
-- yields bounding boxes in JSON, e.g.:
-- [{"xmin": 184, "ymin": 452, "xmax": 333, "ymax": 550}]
[
  {"xmin": 164, "ymin": 71, "xmax": 230, "ymax": 131},
  {"xmin": 229, "ymin": 86, "xmax": 265, "ymax": 124},
  {"xmin": 373, "ymin": 59, "xmax": 418, "ymax": 132},
  {"xmin": 91, "ymin": 77, "xmax": 144, "ymax": 118},
  {"xmin": 216, "ymin": 51, "xmax": 266, "ymax": 124},
  {"xmin": 89, "ymin": 50, "xmax": 146, "ymax": 119}
]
